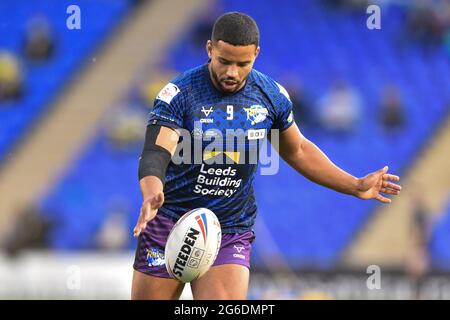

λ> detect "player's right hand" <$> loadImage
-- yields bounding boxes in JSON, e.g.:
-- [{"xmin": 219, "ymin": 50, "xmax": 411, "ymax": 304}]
[{"xmin": 133, "ymin": 192, "xmax": 164, "ymax": 237}]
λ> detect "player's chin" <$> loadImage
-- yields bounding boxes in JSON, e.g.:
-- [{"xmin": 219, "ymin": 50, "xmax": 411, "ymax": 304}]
[{"xmin": 220, "ymin": 81, "xmax": 239, "ymax": 93}]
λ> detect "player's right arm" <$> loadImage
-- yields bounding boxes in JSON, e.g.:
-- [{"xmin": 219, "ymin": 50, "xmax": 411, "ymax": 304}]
[{"xmin": 133, "ymin": 125, "xmax": 179, "ymax": 237}]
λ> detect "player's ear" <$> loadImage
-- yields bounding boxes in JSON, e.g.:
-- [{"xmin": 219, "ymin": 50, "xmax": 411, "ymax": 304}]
[
  {"xmin": 254, "ymin": 46, "xmax": 260, "ymax": 59},
  {"xmin": 206, "ymin": 40, "xmax": 213, "ymax": 59}
]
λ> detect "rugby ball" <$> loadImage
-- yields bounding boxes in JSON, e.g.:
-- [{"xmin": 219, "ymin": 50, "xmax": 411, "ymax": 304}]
[{"xmin": 165, "ymin": 208, "xmax": 221, "ymax": 283}]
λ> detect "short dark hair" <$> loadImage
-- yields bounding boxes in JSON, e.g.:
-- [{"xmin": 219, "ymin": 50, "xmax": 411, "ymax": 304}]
[{"xmin": 211, "ymin": 12, "xmax": 260, "ymax": 47}]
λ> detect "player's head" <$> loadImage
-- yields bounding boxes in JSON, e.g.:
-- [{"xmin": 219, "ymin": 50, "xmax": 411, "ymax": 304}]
[{"xmin": 207, "ymin": 12, "xmax": 260, "ymax": 94}]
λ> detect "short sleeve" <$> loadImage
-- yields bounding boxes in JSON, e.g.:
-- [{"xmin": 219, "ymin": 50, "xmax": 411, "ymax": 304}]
[
  {"xmin": 272, "ymin": 82, "xmax": 295, "ymax": 131},
  {"xmin": 147, "ymin": 82, "xmax": 185, "ymax": 129}
]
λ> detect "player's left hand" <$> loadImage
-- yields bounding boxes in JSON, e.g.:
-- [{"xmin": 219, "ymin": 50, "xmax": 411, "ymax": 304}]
[{"xmin": 356, "ymin": 166, "xmax": 401, "ymax": 203}]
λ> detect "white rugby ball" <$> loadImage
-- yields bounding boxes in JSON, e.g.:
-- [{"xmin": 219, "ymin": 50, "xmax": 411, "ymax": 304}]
[{"xmin": 165, "ymin": 208, "xmax": 222, "ymax": 283}]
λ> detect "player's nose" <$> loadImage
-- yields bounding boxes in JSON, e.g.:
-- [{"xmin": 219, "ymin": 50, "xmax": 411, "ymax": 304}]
[{"xmin": 225, "ymin": 65, "xmax": 239, "ymax": 79}]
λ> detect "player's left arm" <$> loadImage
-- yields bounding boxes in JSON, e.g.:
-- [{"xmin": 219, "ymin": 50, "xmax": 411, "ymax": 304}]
[{"xmin": 275, "ymin": 123, "xmax": 401, "ymax": 203}]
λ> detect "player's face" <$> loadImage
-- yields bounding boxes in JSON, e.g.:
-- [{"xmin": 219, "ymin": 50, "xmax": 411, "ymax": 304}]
[{"xmin": 207, "ymin": 40, "xmax": 260, "ymax": 94}]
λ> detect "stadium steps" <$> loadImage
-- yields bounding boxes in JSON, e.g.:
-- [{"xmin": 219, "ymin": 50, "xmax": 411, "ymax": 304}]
[
  {"xmin": 0, "ymin": 0, "xmax": 208, "ymax": 239},
  {"xmin": 342, "ymin": 114, "xmax": 450, "ymax": 268}
]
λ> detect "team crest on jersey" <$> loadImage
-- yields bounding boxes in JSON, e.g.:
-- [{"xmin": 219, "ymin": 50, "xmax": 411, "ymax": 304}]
[
  {"xmin": 146, "ymin": 248, "xmax": 165, "ymax": 267},
  {"xmin": 156, "ymin": 83, "xmax": 180, "ymax": 104},
  {"xmin": 244, "ymin": 105, "xmax": 269, "ymax": 125}
]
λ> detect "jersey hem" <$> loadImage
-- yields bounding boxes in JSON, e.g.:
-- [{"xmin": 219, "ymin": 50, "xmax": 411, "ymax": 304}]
[{"xmin": 157, "ymin": 209, "xmax": 254, "ymax": 234}]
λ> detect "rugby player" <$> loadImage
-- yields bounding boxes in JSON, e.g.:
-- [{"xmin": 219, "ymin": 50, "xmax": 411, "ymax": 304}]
[{"xmin": 131, "ymin": 12, "xmax": 401, "ymax": 300}]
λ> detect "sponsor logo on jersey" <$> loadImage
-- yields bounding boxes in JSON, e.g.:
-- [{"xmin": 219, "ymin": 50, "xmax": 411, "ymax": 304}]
[
  {"xmin": 194, "ymin": 163, "xmax": 242, "ymax": 198},
  {"xmin": 203, "ymin": 150, "xmax": 241, "ymax": 164},
  {"xmin": 201, "ymin": 106, "xmax": 214, "ymax": 117},
  {"xmin": 244, "ymin": 105, "xmax": 269, "ymax": 125},
  {"xmin": 146, "ymin": 248, "xmax": 165, "ymax": 267},
  {"xmin": 203, "ymin": 130, "xmax": 219, "ymax": 138},
  {"xmin": 156, "ymin": 83, "xmax": 180, "ymax": 104},
  {"xmin": 192, "ymin": 127, "xmax": 203, "ymax": 139},
  {"xmin": 248, "ymin": 129, "xmax": 266, "ymax": 140},
  {"xmin": 200, "ymin": 106, "xmax": 214, "ymax": 123},
  {"xmin": 192, "ymin": 128, "xmax": 220, "ymax": 139}
]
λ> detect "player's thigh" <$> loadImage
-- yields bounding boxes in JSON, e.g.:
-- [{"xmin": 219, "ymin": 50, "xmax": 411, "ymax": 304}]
[
  {"xmin": 131, "ymin": 270, "xmax": 185, "ymax": 300},
  {"xmin": 190, "ymin": 264, "xmax": 249, "ymax": 300}
]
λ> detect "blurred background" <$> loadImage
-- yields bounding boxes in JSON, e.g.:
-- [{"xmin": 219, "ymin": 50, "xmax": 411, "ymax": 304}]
[{"xmin": 0, "ymin": 0, "xmax": 449, "ymax": 299}]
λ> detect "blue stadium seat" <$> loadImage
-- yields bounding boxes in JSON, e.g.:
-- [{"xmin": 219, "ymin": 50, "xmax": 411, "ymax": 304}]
[
  {"xmin": 430, "ymin": 198, "xmax": 450, "ymax": 270},
  {"xmin": 0, "ymin": 0, "xmax": 131, "ymax": 161}
]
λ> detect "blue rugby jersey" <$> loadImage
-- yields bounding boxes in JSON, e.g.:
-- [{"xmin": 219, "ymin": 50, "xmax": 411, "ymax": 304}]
[{"xmin": 145, "ymin": 63, "xmax": 294, "ymax": 233}]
